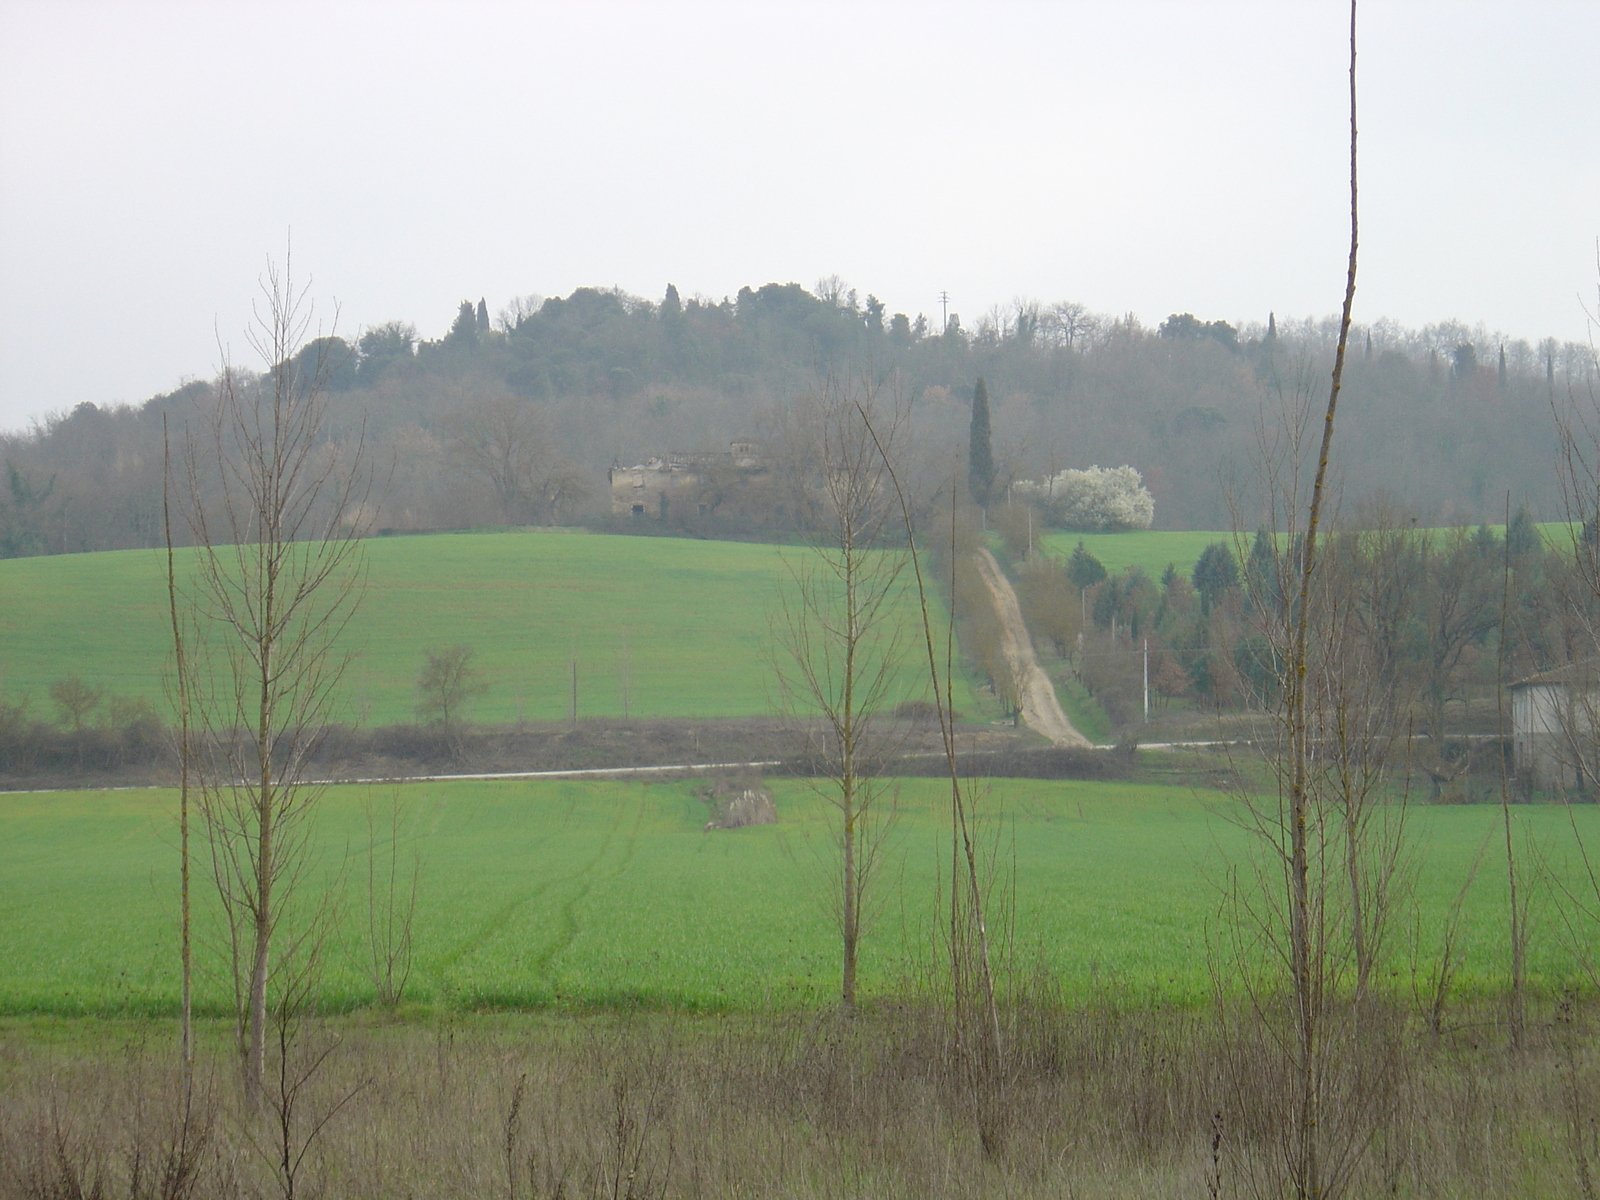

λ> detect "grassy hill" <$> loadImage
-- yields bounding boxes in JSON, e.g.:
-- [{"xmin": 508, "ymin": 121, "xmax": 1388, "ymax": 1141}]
[
  {"xmin": 1035, "ymin": 529, "xmax": 1228, "ymax": 578},
  {"xmin": 0, "ymin": 776, "xmax": 1588, "ymax": 1015},
  {"xmin": 0, "ymin": 530, "xmax": 977, "ymax": 727},
  {"xmin": 1035, "ymin": 521, "xmax": 1578, "ymax": 581}
]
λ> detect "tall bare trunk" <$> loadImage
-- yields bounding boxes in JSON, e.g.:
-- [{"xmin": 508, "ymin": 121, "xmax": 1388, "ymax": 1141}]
[
  {"xmin": 841, "ymin": 775, "xmax": 857, "ymax": 1009},
  {"xmin": 860, "ymin": 409, "xmax": 1003, "ymax": 1118},
  {"xmin": 1496, "ymin": 495, "xmax": 1526, "ymax": 1049},
  {"xmin": 1285, "ymin": 4, "xmax": 1360, "ymax": 1190},
  {"xmin": 248, "ymin": 558, "xmax": 276, "ymax": 1101},
  {"xmin": 162, "ymin": 415, "xmax": 194, "ymax": 1103},
  {"xmin": 841, "ymin": 535, "xmax": 859, "ymax": 1010}
]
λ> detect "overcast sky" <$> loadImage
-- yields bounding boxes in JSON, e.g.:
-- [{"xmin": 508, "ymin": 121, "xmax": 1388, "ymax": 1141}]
[{"xmin": 0, "ymin": 0, "xmax": 1595, "ymax": 432}]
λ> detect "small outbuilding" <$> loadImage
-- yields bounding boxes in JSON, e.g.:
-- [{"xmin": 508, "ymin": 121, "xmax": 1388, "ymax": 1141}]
[{"xmin": 1510, "ymin": 660, "xmax": 1600, "ymax": 793}]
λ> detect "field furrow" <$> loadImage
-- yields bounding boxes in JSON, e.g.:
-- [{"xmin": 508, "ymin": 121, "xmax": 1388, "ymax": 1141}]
[{"xmin": 528, "ymin": 792, "xmax": 636, "ymax": 978}]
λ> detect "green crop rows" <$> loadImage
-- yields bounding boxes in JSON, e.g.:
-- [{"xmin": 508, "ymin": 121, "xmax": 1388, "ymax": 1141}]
[
  {"xmin": 0, "ymin": 778, "xmax": 1590, "ymax": 1017},
  {"xmin": 0, "ymin": 529, "xmax": 977, "ymax": 726}
]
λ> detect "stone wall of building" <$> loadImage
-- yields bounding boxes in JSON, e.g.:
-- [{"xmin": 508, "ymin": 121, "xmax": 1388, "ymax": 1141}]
[{"xmin": 608, "ymin": 443, "xmax": 768, "ymax": 520}]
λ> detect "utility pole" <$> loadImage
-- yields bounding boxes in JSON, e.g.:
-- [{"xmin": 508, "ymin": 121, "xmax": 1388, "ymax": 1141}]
[
  {"xmin": 939, "ymin": 290, "xmax": 950, "ymax": 332},
  {"xmin": 1143, "ymin": 638, "xmax": 1150, "ymax": 722},
  {"xmin": 569, "ymin": 641, "xmax": 579, "ymax": 726}
]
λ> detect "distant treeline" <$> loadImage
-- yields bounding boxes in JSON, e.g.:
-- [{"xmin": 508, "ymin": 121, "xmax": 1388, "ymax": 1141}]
[{"xmin": 3, "ymin": 279, "xmax": 1595, "ymax": 557}]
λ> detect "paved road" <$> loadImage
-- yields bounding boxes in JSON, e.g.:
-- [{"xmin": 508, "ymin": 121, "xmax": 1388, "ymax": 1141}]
[{"xmin": 972, "ymin": 548, "xmax": 1092, "ymax": 748}]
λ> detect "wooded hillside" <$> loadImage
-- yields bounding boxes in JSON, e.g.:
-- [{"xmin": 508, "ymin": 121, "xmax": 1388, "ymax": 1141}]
[{"xmin": 2, "ymin": 280, "xmax": 1592, "ymax": 556}]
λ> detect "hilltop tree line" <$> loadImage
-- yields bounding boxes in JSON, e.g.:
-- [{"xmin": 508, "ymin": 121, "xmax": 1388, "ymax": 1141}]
[{"xmin": 2, "ymin": 277, "xmax": 1595, "ymax": 557}]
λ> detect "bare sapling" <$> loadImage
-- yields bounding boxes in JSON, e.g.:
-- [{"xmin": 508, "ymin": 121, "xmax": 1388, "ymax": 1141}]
[
  {"xmin": 163, "ymin": 413, "xmax": 195, "ymax": 1102},
  {"xmin": 1322, "ymin": 530, "xmax": 1416, "ymax": 1004},
  {"xmin": 364, "ymin": 790, "xmax": 420, "ymax": 1008},
  {"xmin": 1495, "ymin": 495, "xmax": 1530, "ymax": 1048},
  {"xmin": 1216, "ymin": 6, "xmax": 1396, "ymax": 1196},
  {"xmin": 248, "ymin": 908, "xmax": 365, "ymax": 1200},
  {"xmin": 182, "ymin": 251, "xmax": 370, "ymax": 1103},
  {"xmin": 772, "ymin": 371, "xmax": 911, "ymax": 1012},
  {"xmin": 1408, "ymin": 831, "xmax": 1487, "ymax": 1037},
  {"xmin": 856, "ymin": 395, "xmax": 1005, "ymax": 1152},
  {"xmin": 1276, "ymin": 6, "xmax": 1361, "ymax": 1191},
  {"xmin": 1223, "ymin": 512, "xmax": 1412, "ymax": 1199}
]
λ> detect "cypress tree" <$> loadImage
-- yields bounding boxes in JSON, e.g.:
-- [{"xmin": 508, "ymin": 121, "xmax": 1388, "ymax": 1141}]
[
  {"xmin": 969, "ymin": 377, "xmax": 995, "ymax": 506},
  {"xmin": 1067, "ymin": 540, "xmax": 1106, "ymax": 589},
  {"xmin": 1507, "ymin": 505, "xmax": 1539, "ymax": 559},
  {"xmin": 1247, "ymin": 527, "xmax": 1279, "ymax": 616},
  {"xmin": 1192, "ymin": 541, "xmax": 1240, "ymax": 615},
  {"xmin": 447, "ymin": 300, "xmax": 478, "ymax": 346},
  {"xmin": 864, "ymin": 294, "xmax": 885, "ymax": 335}
]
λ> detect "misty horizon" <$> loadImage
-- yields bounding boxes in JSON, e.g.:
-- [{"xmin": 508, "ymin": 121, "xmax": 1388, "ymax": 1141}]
[{"xmin": 2, "ymin": 1, "xmax": 1596, "ymax": 432}]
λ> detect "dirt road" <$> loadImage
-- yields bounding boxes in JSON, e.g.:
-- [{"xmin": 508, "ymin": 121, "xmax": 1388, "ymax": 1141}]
[{"xmin": 972, "ymin": 548, "xmax": 1092, "ymax": 748}]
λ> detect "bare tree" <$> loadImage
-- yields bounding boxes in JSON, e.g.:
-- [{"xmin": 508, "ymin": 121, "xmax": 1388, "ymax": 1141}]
[
  {"xmin": 446, "ymin": 391, "xmax": 589, "ymax": 525},
  {"xmin": 415, "ymin": 644, "xmax": 486, "ymax": 759},
  {"xmin": 1414, "ymin": 526, "xmax": 1500, "ymax": 759},
  {"xmin": 48, "ymin": 676, "xmax": 102, "ymax": 733},
  {"xmin": 772, "ymin": 372, "xmax": 912, "ymax": 1011},
  {"xmin": 531, "ymin": 465, "xmax": 592, "ymax": 527},
  {"xmin": 182, "ymin": 253, "xmax": 369, "ymax": 1102},
  {"xmin": 1342, "ymin": 500, "xmax": 1426, "ymax": 689},
  {"xmin": 494, "ymin": 293, "xmax": 544, "ymax": 333},
  {"xmin": 446, "ymin": 391, "xmax": 548, "ymax": 524},
  {"xmin": 1220, "ymin": 7, "xmax": 1387, "ymax": 1197},
  {"xmin": 1041, "ymin": 300, "xmax": 1098, "ymax": 350}
]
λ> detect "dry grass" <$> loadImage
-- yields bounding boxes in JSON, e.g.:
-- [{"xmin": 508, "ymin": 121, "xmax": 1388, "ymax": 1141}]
[{"xmin": 4, "ymin": 996, "xmax": 1600, "ymax": 1199}]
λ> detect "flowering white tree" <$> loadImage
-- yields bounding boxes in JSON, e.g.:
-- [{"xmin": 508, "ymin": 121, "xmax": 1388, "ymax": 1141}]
[{"xmin": 1013, "ymin": 465, "xmax": 1154, "ymax": 530}]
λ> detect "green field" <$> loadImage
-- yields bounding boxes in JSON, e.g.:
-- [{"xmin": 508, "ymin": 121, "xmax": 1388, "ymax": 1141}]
[
  {"xmin": 1, "ymin": 777, "xmax": 1590, "ymax": 1016},
  {"xmin": 1036, "ymin": 522, "xmax": 1582, "ymax": 582},
  {"xmin": 1036, "ymin": 529, "xmax": 1229, "ymax": 578},
  {"xmin": 0, "ymin": 530, "xmax": 977, "ymax": 726}
]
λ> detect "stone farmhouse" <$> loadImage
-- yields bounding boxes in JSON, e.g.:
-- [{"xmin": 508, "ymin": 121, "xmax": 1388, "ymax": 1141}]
[{"xmin": 608, "ymin": 440, "xmax": 766, "ymax": 519}]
